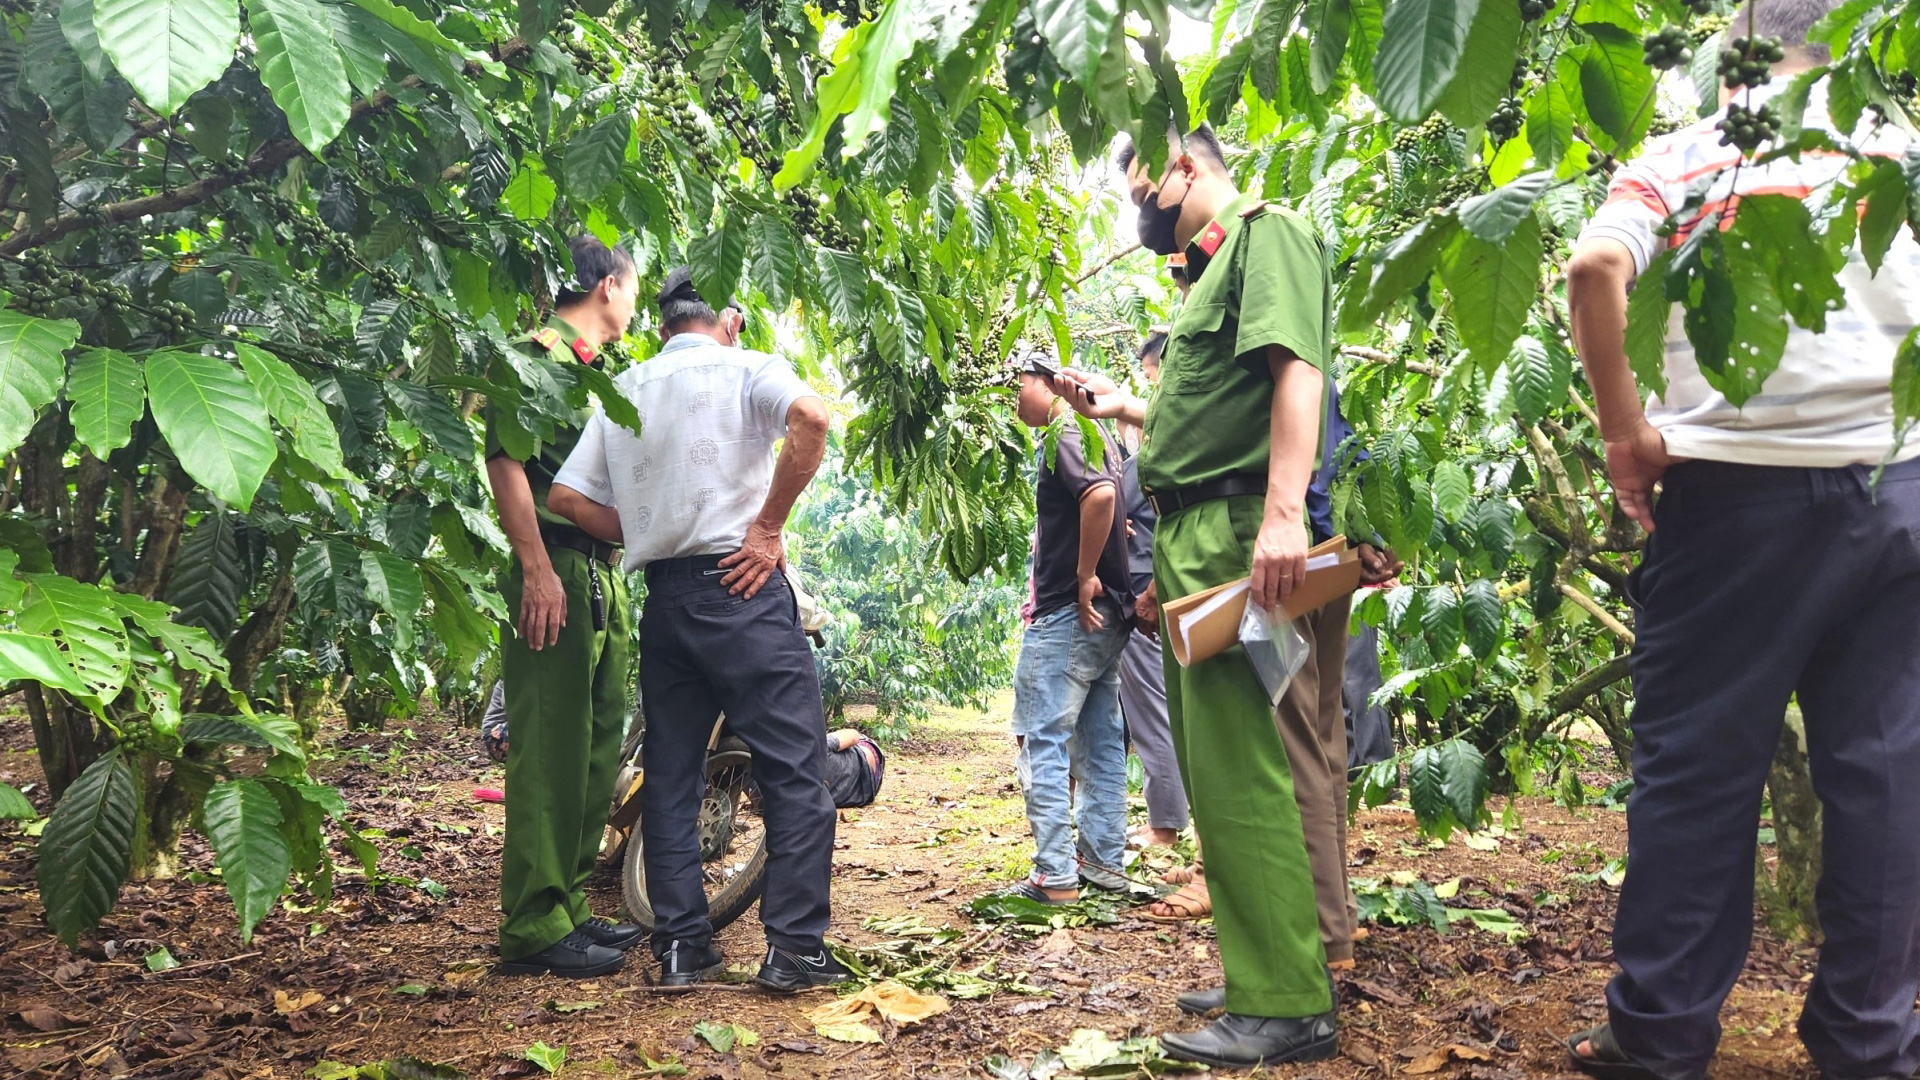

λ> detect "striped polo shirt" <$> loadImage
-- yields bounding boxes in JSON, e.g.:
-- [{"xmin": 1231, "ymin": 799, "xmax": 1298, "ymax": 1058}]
[{"xmin": 1580, "ymin": 78, "xmax": 1920, "ymax": 467}]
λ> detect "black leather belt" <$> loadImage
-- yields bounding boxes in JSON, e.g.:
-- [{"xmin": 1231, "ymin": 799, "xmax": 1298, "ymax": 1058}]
[
  {"xmin": 540, "ymin": 523, "xmax": 617, "ymax": 566},
  {"xmin": 1146, "ymin": 473, "xmax": 1266, "ymax": 516}
]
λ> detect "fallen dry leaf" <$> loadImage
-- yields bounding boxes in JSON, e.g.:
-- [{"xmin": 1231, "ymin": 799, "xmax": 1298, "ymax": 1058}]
[
  {"xmin": 1352, "ymin": 978, "xmax": 1415, "ymax": 1008},
  {"xmin": 802, "ymin": 979, "xmax": 950, "ymax": 1042},
  {"xmin": 445, "ymin": 959, "xmax": 490, "ymax": 987},
  {"xmin": 1403, "ymin": 1044, "xmax": 1495, "ymax": 1074},
  {"xmin": 811, "ymin": 1017, "xmax": 883, "ymax": 1044},
  {"xmin": 18, "ymin": 1004, "xmax": 70, "ymax": 1032},
  {"xmin": 273, "ymin": 990, "xmax": 324, "ymax": 1015}
]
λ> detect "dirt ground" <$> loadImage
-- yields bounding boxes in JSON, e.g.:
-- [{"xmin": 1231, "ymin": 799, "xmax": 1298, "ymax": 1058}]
[{"xmin": 1, "ymin": 697, "xmax": 1826, "ymax": 1080}]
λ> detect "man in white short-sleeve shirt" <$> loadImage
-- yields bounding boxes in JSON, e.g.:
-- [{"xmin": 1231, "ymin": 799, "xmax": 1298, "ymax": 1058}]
[
  {"xmin": 1562, "ymin": 3, "xmax": 1920, "ymax": 1079},
  {"xmin": 547, "ymin": 267, "xmax": 844, "ymax": 995}
]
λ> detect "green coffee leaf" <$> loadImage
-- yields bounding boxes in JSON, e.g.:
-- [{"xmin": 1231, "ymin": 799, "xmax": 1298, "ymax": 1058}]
[
  {"xmin": 66, "ymin": 349, "xmax": 144, "ymax": 460},
  {"xmin": 37, "ymin": 751, "xmax": 137, "ymax": 946},
  {"xmin": 145, "ymin": 350, "xmax": 275, "ymax": 510},
  {"xmin": 1373, "ymin": 0, "xmax": 1477, "ymax": 122},
  {"xmin": 249, "ymin": 0, "xmax": 351, "ymax": 152},
  {"xmin": 1440, "ymin": 214, "xmax": 1540, "ymax": 371},
  {"xmin": 0, "ymin": 311, "xmax": 81, "ymax": 457},
  {"xmin": 203, "ymin": 778, "xmax": 293, "ymax": 942},
  {"xmin": 91, "ymin": 0, "xmax": 239, "ymax": 115}
]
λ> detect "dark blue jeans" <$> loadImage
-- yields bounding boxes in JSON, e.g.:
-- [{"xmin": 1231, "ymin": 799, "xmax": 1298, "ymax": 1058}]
[
  {"xmin": 1609, "ymin": 457, "xmax": 1920, "ymax": 1080},
  {"xmin": 637, "ymin": 555, "xmax": 834, "ymax": 958}
]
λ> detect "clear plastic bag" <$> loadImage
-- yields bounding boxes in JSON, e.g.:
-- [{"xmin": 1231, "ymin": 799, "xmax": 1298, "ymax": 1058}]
[{"xmin": 1239, "ymin": 601, "xmax": 1311, "ymax": 706}]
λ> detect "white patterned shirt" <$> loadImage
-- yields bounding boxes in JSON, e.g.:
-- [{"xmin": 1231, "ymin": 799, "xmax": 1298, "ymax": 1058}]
[
  {"xmin": 554, "ymin": 332, "xmax": 819, "ymax": 571},
  {"xmin": 1579, "ymin": 79, "xmax": 1920, "ymax": 467}
]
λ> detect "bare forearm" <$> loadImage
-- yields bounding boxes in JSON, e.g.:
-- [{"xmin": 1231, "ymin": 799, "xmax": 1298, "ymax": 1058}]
[
  {"xmin": 1264, "ymin": 351, "xmax": 1322, "ymax": 526},
  {"xmin": 549, "ymin": 484, "xmax": 624, "ymax": 544},
  {"xmin": 1108, "ymin": 393, "xmax": 1148, "ymax": 427},
  {"xmin": 754, "ymin": 399, "xmax": 829, "ymax": 533},
  {"xmin": 485, "ymin": 457, "xmax": 553, "ymax": 575},
  {"xmin": 1568, "ymin": 239, "xmax": 1647, "ymax": 439},
  {"xmin": 1076, "ymin": 483, "xmax": 1116, "ymax": 581}
]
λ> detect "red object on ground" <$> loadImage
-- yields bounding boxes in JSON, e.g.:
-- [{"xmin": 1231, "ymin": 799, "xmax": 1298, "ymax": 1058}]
[{"xmin": 473, "ymin": 788, "xmax": 505, "ymax": 803}]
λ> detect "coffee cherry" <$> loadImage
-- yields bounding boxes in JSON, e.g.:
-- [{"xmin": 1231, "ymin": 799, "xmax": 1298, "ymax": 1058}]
[{"xmin": 1643, "ymin": 26, "xmax": 1694, "ymax": 70}]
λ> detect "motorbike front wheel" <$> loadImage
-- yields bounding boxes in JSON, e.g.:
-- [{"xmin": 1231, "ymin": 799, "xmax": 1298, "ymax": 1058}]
[{"xmin": 620, "ymin": 740, "xmax": 769, "ymax": 933}]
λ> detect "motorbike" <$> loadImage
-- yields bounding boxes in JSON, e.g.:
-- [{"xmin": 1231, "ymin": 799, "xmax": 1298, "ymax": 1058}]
[{"xmin": 602, "ymin": 698, "xmax": 770, "ymax": 933}]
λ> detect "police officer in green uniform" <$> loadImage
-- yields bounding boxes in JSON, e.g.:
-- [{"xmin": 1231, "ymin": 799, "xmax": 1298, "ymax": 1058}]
[
  {"xmin": 486, "ymin": 236, "xmax": 643, "ymax": 978},
  {"xmin": 1049, "ymin": 125, "xmax": 1339, "ymax": 1066}
]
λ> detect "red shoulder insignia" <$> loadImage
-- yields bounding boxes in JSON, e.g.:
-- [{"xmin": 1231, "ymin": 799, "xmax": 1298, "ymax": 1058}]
[
  {"xmin": 1238, "ymin": 199, "xmax": 1269, "ymax": 219},
  {"xmin": 531, "ymin": 327, "xmax": 561, "ymax": 349},
  {"xmin": 1194, "ymin": 220, "xmax": 1228, "ymax": 258},
  {"xmin": 569, "ymin": 336, "xmax": 596, "ymax": 364}
]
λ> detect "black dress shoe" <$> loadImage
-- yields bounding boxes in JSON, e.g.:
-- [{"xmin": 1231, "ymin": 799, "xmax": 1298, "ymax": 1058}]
[
  {"xmin": 1160, "ymin": 1011, "xmax": 1338, "ymax": 1068},
  {"xmin": 498, "ymin": 929, "xmax": 626, "ymax": 978},
  {"xmin": 658, "ymin": 940, "xmax": 725, "ymax": 987},
  {"xmin": 576, "ymin": 916, "xmax": 644, "ymax": 952},
  {"xmin": 754, "ymin": 944, "xmax": 853, "ymax": 993},
  {"xmin": 1177, "ymin": 985, "xmax": 1225, "ymax": 1015}
]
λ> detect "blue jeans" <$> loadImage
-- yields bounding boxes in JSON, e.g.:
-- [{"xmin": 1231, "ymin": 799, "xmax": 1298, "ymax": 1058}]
[{"xmin": 1011, "ymin": 601, "xmax": 1130, "ymax": 889}]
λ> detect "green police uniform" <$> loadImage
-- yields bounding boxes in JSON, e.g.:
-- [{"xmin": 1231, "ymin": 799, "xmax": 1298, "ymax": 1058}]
[
  {"xmin": 1139, "ymin": 193, "xmax": 1333, "ymax": 1019},
  {"xmin": 488, "ymin": 316, "xmax": 634, "ymax": 962}
]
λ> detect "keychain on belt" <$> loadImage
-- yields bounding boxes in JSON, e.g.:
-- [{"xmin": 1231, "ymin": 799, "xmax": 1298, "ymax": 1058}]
[{"xmin": 588, "ymin": 559, "xmax": 607, "ymax": 631}]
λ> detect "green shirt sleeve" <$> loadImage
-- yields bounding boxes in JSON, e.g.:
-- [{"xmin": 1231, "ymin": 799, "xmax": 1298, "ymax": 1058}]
[{"xmin": 1235, "ymin": 210, "xmax": 1331, "ymax": 375}]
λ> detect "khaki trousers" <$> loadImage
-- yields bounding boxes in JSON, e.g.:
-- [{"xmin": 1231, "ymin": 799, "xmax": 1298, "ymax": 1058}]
[{"xmin": 1275, "ymin": 593, "xmax": 1358, "ymax": 963}]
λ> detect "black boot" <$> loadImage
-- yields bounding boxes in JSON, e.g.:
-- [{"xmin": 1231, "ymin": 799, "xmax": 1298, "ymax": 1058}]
[
  {"xmin": 658, "ymin": 940, "xmax": 724, "ymax": 987},
  {"xmin": 1179, "ymin": 963, "xmax": 1336, "ymax": 1017},
  {"xmin": 1177, "ymin": 985, "xmax": 1225, "ymax": 1015},
  {"xmin": 576, "ymin": 915, "xmax": 644, "ymax": 952},
  {"xmin": 1160, "ymin": 1012, "xmax": 1338, "ymax": 1068},
  {"xmin": 498, "ymin": 929, "xmax": 626, "ymax": 978},
  {"xmin": 754, "ymin": 944, "xmax": 853, "ymax": 993}
]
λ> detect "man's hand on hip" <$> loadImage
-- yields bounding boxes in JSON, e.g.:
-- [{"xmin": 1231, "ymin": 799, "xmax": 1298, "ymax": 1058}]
[
  {"xmin": 519, "ymin": 564, "xmax": 567, "ymax": 650},
  {"xmin": 1605, "ymin": 420, "xmax": 1675, "ymax": 533},
  {"xmin": 720, "ymin": 520, "xmax": 785, "ymax": 599},
  {"xmin": 1077, "ymin": 574, "xmax": 1107, "ymax": 632},
  {"xmin": 1134, "ymin": 580, "xmax": 1159, "ymax": 636},
  {"xmin": 1251, "ymin": 511, "xmax": 1309, "ymax": 611}
]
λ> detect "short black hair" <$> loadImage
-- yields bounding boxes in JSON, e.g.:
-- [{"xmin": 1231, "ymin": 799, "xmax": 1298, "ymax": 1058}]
[
  {"xmin": 556, "ymin": 235, "xmax": 635, "ymax": 307},
  {"xmin": 656, "ymin": 265, "xmax": 741, "ymax": 334},
  {"xmin": 1139, "ymin": 330, "xmax": 1169, "ymax": 364},
  {"xmin": 1113, "ymin": 123, "xmax": 1227, "ymax": 176}
]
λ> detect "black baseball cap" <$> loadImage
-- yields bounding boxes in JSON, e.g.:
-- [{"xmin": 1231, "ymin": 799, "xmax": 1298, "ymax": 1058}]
[
  {"xmin": 1015, "ymin": 346, "xmax": 1060, "ymax": 376},
  {"xmin": 657, "ymin": 266, "xmax": 740, "ymax": 311}
]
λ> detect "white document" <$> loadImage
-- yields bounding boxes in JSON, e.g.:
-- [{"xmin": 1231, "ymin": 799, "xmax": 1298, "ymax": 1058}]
[{"xmin": 1172, "ymin": 553, "xmax": 1343, "ymax": 662}]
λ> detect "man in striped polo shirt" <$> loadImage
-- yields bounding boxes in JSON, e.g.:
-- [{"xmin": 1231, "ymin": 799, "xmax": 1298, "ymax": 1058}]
[{"xmin": 1565, "ymin": 2, "xmax": 1920, "ymax": 1078}]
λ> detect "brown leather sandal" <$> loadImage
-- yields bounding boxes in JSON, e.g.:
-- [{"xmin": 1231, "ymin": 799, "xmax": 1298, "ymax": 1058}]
[{"xmin": 1141, "ymin": 880, "xmax": 1212, "ymax": 922}]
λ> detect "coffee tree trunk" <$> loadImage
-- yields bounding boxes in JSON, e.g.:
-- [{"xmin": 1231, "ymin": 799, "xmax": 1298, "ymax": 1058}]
[{"xmin": 1756, "ymin": 707, "xmax": 1823, "ymax": 942}]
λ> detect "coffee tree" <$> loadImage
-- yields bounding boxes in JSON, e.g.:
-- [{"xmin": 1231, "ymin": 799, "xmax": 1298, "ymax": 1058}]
[{"xmin": 8, "ymin": 0, "xmax": 1914, "ymax": 942}]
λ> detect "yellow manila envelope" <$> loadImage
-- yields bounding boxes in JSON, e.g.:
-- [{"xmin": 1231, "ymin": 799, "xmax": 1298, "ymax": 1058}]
[{"xmin": 1162, "ymin": 535, "xmax": 1362, "ymax": 667}]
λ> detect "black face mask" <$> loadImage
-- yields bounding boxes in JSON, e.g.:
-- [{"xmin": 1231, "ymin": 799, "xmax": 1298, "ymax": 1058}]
[{"xmin": 1136, "ymin": 181, "xmax": 1188, "ymax": 255}]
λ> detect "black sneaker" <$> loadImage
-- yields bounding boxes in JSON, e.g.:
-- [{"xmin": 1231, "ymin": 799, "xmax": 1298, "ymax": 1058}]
[
  {"xmin": 754, "ymin": 944, "xmax": 853, "ymax": 994},
  {"xmin": 576, "ymin": 915, "xmax": 644, "ymax": 952},
  {"xmin": 498, "ymin": 929, "xmax": 626, "ymax": 978},
  {"xmin": 658, "ymin": 940, "xmax": 725, "ymax": 987}
]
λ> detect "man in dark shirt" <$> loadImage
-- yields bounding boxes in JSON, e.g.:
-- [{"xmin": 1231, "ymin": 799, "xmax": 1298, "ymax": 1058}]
[
  {"xmin": 1116, "ymin": 332, "xmax": 1186, "ymax": 849},
  {"xmin": 1007, "ymin": 349, "xmax": 1134, "ymax": 902}
]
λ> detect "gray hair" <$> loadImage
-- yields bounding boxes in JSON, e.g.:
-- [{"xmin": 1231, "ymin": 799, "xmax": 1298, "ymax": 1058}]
[{"xmin": 1731, "ymin": 0, "xmax": 1842, "ymax": 56}]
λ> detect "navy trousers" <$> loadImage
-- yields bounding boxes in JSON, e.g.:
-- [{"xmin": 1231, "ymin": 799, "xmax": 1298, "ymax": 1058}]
[
  {"xmin": 637, "ymin": 555, "xmax": 835, "ymax": 959},
  {"xmin": 1609, "ymin": 458, "xmax": 1920, "ymax": 1080}
]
